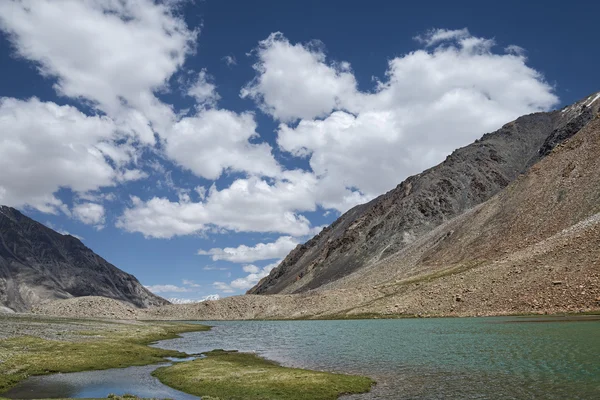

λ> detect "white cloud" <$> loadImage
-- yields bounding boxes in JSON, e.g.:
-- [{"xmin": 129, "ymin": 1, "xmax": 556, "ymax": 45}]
[
  {"xmin": 241, "ymin": 32, "xmax": 358, "ymax": 122},
  {"xmin": 76, "ymin": 192, "xmax": 117, "ymax": 203},
  {"xmin": 117, "ymin": 169, "xmax": 149, "ymax": 183},
  {"xmin": 241, "ymin": 30, "xmax": 559, "ymax": 208},
  {"xmin": 186, "ymin": 69, "xmax": 220, "ymax": 108},
  {"xmin": 145, "ymin": 278, "xmax": 203, "ymax": 294},
  {"xmin": 164, "ymin": 109, "xmax": 281, "ymax": 180},
  {"xmin": 1, "ymin": 6, "xmax": 563, "ymax": 291},
  {"xmin": 0, "ymin": 1, "xmax": 290, "ymax": 220},
  {"xmin": 145, "ymin": 284, "xmax": 191, "ymax": 294},
  {"xmin": 213, "ymin": 261, "xmax": 280, "ymax": 292},
  {"xmin": 505, "ymin": 44, "xmax": 526, "ymax": 56},
  {"xmin": 222, "ymin": 55, "xmax": 237, "ymax": 66},
  {"xmin": 182, "ymin": 279, "xmax": 201, "ymax": 287},
  {"xmin": 203, "ymin": 266, "xmax": 229, "ymax": 271},
  {"xmin": 242, "ymin": 264, "xmax": 260, "ymax": 273},
  {"xmin": 0, "ymin": 0, "xmax": 197, "ymax": 141},
  {"xmin": 213, "ymin": 281, "xmax": 235, "ymax": 293},
  {"xmin": 215, "ymin": 260, "xmax": 281, "ymax": 293},
  {"xmin": 0, "ymin": 97, "xmax": 133, "ymax": 213},
  {"xmin": 198, "ymin": 236, "xmax": 298, "ymax": 263},
  {"xmin": 73, "ymin": 202, "xmax": 105, "ymax": 227},
  {"xmin": 414, "ymin": 28, "xmax": 470, "ymax": 47},
  {"xmin": 117, "ymin": 171, "xmax": 317, "ymax": 238}
]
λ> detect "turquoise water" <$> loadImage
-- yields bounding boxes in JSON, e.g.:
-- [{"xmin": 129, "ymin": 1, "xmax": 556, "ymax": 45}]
[
  {"xmin": 4, "ymin": 316, "xmax": 600, "ymax": 399},
  {"xmin": 157, "ymin": 317, "xmax": 600, "ymax": 399}
]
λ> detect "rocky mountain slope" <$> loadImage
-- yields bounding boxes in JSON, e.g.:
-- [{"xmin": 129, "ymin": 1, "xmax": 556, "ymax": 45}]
[
  {"xmin": 0, "ymin": 206, "xmax": 169, "ymax": 312},
  {"xmin": 32, "ymin": 92, "xmax": 600, "ymax": 321},
  {"xmin": 250, "ymin": 92, "xmax": 600, "ymax": 295}
]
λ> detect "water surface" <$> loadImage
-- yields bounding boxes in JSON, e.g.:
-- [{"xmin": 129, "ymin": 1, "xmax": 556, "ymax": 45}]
[
  {"xmin": 5, "ymin": 316, "xmax": 600, "ymax": 399},
  {"xmin": 2, "ymin": 363, "xmax": 199, "ymax": 399},
  {"xmin": 157, "ymin": 316, "xmax": 600, "ymax": 399}
]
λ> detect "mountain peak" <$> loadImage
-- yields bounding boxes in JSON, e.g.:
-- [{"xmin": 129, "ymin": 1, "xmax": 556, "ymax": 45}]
[{"xmin": 0, "ymin": 206, "xmax": 169, "ymax": 312}]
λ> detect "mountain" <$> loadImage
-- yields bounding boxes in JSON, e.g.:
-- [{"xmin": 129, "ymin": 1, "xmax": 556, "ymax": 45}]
[
  {"xmin": 34, "ymin": 92, "xmax": 600, "ymax": 321},
  {"xmin": 0, "ymin": 206, "xmax": 169, "ymax": 312},
  {"xmin": 167, "ymin": 295, "xmax": 221, "ymax": 304},
  {"xmin": 250, "ymin": 92, "xmax": 600, "ymax": 296}
]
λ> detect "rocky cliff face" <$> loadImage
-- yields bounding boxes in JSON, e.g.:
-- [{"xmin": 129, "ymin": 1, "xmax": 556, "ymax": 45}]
[
  {"xmin": 0, "ymin": 206, "xmax": 169, "ymax": 312},
  {"xmin": 250, "ymin": 92, "xmax": 600, "ymax": 295}
]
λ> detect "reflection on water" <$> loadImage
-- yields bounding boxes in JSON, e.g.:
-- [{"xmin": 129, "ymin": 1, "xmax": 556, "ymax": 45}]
[
  {"xmin": 2, "ymin": 363, "xmax": 199, "ymax": 399},
  {"xmin": 3, "ymin": 316, "xmax": 600, "ymax": 399}
]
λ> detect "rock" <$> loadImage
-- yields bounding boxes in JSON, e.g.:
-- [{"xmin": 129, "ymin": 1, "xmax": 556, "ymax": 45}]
[
  {"xmin": 249, "ymin": 109, "xmax": 567, "ymax": 295},
  {"xmin": 0, "ymin": 206, "xmax": 168, "ymax": 312}
]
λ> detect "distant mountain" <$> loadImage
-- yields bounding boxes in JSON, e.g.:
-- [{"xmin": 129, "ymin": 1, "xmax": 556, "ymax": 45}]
[
  {"xmin": 250, "ymin": 92, "xmax": 600, "ymax": 296},
  {"xmin": 0, "ymin": 206, "xmax": 169, "ymax": 312},
  {"xmin": 167, "ymin": 295, "xmax": 220, "ymax": 304}
]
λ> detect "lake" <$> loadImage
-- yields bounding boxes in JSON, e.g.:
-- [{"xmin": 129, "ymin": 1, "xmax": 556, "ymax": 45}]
[{"xmin": 4, "ymin": 316, "xmax": 600, "ymax": 399}]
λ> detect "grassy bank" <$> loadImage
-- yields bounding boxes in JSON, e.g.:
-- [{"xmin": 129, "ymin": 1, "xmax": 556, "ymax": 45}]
[
  {"xmin": 153, "ymin": 349, "xmax": 374, "ymax": 400},
  {"xmin": 0, "ymin": 315, "xmax": 209, "ymax": 393}
]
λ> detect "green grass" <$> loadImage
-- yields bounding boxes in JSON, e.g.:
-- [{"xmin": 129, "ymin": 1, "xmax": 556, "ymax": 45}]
[
  {"xmin": 0, "ymin": 320, "xmax": 209, "ymax": 393},
  {"xmin": 152, "ymin": 349, "xmax": 374, "ymax": 400}
]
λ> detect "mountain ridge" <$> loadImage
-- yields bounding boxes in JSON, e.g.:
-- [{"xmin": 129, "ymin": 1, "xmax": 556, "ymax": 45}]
[
  {"xmin": 250, "ymin": 91, "xmax": 600, "ymax": 295},
  {"xmin": 0, "ymin": 206, "xmax": 169, "ymax": 312},
  {"xmin": 33, "ymin": 91, "xmax": 600, "ymax": 320}
]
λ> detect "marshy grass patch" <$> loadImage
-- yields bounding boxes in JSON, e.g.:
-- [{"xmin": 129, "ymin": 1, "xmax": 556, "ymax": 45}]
[
  {"xmin": 153, "ymin": 349, "xmax": 374, "ymax": 400},
  {"xmin": 0, "ymin": 318, "xmax": 209, "ymax": 393}
]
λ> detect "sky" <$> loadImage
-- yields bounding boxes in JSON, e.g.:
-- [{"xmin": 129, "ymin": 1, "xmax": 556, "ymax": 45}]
[{"xmin": 0, "ymin": 0, "xmax": 598, "ymax": 303}]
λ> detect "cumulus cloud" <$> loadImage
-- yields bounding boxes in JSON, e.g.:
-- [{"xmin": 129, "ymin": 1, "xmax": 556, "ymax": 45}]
[
  {"xmin": 0, "ymin": 3, "xmax": 563, "ymax": 302},
  {"xmin": 198, "ymin": 236, "xmax": 298, "ymax": 263},
  {"xmin": 0, "ymin": 0, "xmax": 197, "ymax": 141},
  {"xmin": 186, "ymin": 69, "xmax": 220, "ymax": 108},
  {"xmin": 241, "ymin": 32, "xmax": 358, "ymax": 122},
  {"xmin": 164, "ymin": 109, "xmax": 281, "ymax": 180},
  {"xmin": 118, "ymin": 27, "xmax": 558, "ymax": 238},
  {"xmin": 244, "ymin": 30, "xmax": 558, "ymax": 206},
  {"xmin": 0, "ymin": 1, "xmax": 285, "ymax": 222},
  {"xmin": 117, "ymin": 171, "xmax": 317, "ymax": 238},
  {"xmin": 0, "ymin": 97, "xmax": 136, "ymax": 213},
  {"xmin": 73, "ymin": 203, "xmax": 105, "ymax": 227},
  {"xmin": 214, "ymin": 261, "xmax": 280, "ymax": 292},
  {"xmin": 242, "ymin": 265, "xmax": 260, "ymax": 273}
]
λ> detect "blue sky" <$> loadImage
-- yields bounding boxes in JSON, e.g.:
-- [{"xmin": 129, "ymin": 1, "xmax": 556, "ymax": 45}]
[{"xmin": 0, "ymin": 0, "xmax": 598, "ymax": 302}]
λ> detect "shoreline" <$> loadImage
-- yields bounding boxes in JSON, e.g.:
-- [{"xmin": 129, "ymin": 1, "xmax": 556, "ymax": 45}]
[
  {"xmin": 0, "ymin": 314, "xmax": 375, "ymax": 400},
  {"xmin": 147, "ymin": 308, "xmax": 600, "ymax": 322},
  {"xmin": 0, "ymin": 314, "xmax": 210, "ymax": 395}
]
